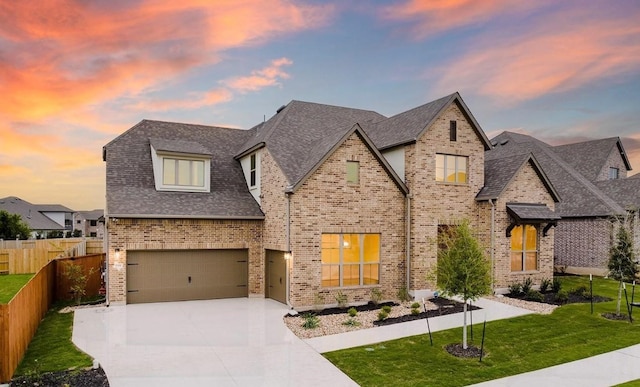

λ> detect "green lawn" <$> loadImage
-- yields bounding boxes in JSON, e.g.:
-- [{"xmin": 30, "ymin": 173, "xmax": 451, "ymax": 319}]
[
  {"xmin": 0, "ymin": 274, "xmax": 34, "ymax": 303},
  {"xmin": 14, "ymin": 305, "xmax": 93, "ymax": 377},
  {"xmin": 324, "ymin": 276, "xmax": 640, "ymax": 387}
]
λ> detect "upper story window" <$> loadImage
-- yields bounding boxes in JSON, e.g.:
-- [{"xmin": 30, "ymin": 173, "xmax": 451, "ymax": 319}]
[
  {"xmin": 250, "ymin": 154, "xmax": 257, "ymax": 188},
  {"xmin": 150, "ymin": 138, "xmax": 211, "ymax": 193},
  {"xmin": 450, "ymin": 121, "xmax": 457, "ymax": 141},
  {"xmin": 609, "ymin": 167, "xmax": 619, "ymax": 180},
  {"xmin": 436, "ymin": 154, "xmax": 468, "ymax": 183},
  {"xmin": 346, "ymin": 161, "xmax": 359, "ymax": 184},
  {"xmin": 511, "ymin": 224, "xmax": 538, "ymax": 272}
]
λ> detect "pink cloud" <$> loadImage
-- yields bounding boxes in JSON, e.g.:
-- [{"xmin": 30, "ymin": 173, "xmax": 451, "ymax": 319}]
[
  {"xmin": 223, "ymin": 58, "xmax": 293, "ymax": 92},
  {"xmin": 432, "ymin": 6, "xmax": 640, "ymax": 104}
]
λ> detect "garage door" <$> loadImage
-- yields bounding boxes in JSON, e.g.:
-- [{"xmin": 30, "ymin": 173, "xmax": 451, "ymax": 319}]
[{"xmin": 126, "ymin": 249, "xmax": 248, "ymax": 304}]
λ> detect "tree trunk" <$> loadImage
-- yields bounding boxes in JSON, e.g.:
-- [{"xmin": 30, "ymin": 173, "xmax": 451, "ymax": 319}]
[
  {"xmin": 616, "ymin": 280, "xmax": 623, "ymax": 316},
  {"xmin": 462, "ymin": 300, "xmax": 468, "ymax": 349}
]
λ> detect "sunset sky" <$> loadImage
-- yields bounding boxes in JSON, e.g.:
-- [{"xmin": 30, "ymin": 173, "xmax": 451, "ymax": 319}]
[{"xmin": 1, "ymin": 0, "xmax": 639, "ymax": 211}]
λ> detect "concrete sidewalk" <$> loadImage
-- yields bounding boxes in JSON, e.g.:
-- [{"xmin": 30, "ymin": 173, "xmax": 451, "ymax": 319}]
[{"xmin": 469, "ymin": 344, "xmax": 640, "ymax": 387}]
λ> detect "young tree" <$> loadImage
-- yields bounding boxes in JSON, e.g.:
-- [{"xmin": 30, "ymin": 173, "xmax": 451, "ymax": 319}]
[
  {"xmin": 608, "ymin": 223, "xmax": 638, "ymax": 316},
  {"xmin": 436, "ymin": 220, "xmax": 492, "ymax": 349},
  {"xmin": 0, "ymin": 210, "xmax": 31, "ymax": 240}
]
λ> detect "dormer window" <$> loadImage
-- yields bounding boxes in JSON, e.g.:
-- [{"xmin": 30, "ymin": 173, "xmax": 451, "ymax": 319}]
[
  {"xmin": 609, "ymin": 167, "xmax": 619, "ymax": 180},
  {"xmin": 150, "ymin": 138, "xmax": 211, "ymax": 192}
]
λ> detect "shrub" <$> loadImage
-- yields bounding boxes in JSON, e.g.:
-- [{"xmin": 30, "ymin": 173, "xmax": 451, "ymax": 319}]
[
  {"xmin": 552, "ymin": 278, "xmax": 562, "ymax": 293},
  {"xmin": 347, "ymin": 307, "xmax": 357, "ymax": 317},
  {"xmin": 411, "ymin": 302, "xmax": 421, "ymax": 309},
  {"xmin": 508, "ymin": 283, "xmax": 522, "ymax": 296},
  {"xmin": 382, "ymin": 305, "xmax": 392, "ymax": 313},
  {"xmin": 555, "ymin": 289, "xmax": 569, "ymax": 304},
  {"xmin": 411, "ymin": 308, "xmax": 420, "ymax": 316},
  {"xmin": 570, "ymin": 285, "xmax": 589, "ymax": 298},
  {"xmin": 539, "ymin": 278, "xmax": 552, "ymax": 293},
  {"xmin": 377, "ymin": 310, "xmax": 389, "ymax": 321},
  {"xmin": 335, "ymin": 291, "xmax": 348, "ymax": 308},
  {"xmin": 63, "ymin": 262, "xmax": 96, "ymax": 304},
  {"xmin": 397, "ymin": 286, "xmax": 411, "ymax": 302},
  {"xmin": 301, "ymin": 313, "xmax": 320, "ymax": 329},
  {"xmin": 370, "ymin": 288, "xmax": 383, "ymax": 305},
  {"xmin": 313, "ymin": 293, "xmax": 325, "ymax": 311},
  {"xmin": 521, "ymin": 277, "xmax": 533, "ymax": 294},
  {"xmin": 343, "ymin": 318, "xmax": 360, "ymax": 327},
  {"xmin": 524, "ymin": 289, "xmax": 544, "ymax": 302}
]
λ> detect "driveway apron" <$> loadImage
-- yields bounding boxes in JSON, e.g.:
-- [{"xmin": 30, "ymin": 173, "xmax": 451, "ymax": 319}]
[{"xmin": 72, "ymin": 298, "xmax": 358, "ymax": 387}]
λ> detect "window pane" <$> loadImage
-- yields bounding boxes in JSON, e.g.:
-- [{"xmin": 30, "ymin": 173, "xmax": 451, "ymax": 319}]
[
  {"xmin": 446, "ymin": 156, "xmax": 456, "ymax": 182},
  {"xmin": 363, "ymin": 234, "xmax": 380, "ymax": 263},
  {"xmin": 343, "ymin": 264, "xmax": 360, "ymax": 286},
  {"xmin": 363, "ymin": 264, "xmax": 379, "ymax": 285},
  {"xmin": 322, "ymin": 265, "xmax": 339, "ymax": 287},
  {"xmin": 250, "ymin": 154, "xmax": 256, "ymax": 169},
  {"xmin": 321, "ymin": 234, "xmax": 339, "ymax": 264},
  {"xmin": 346, "ymin": 161, "xmax": 359, "ymax": 184},
  {"xmin": 525, "ymin": 252, "xmax": 538, "ymax": 271},
  {"xmin": 457, "ymin": 157, "xmax": 467, "ymax": 183},
  {"xmin": 177, "ymin": 160, "xmax": 190, "ymax": 185},
  {"xmin": 193, "ymin": 160, "xmax": 204, "ymax": 186},
  {"xmin": 163, "ymin": 159, "xmax": 176, "ymax": 185},
  {"xmin": 524, "ymin": 225, "xmax": 537, "ymax": 250},
  {"xmin": 343, "ymin": 234, "xmax": 360, "ymax": 263},
  {"xmin": 511, "ymin": 252, "xmax": 523, "ymax": 271},
  {"xmin": 436, "ymin": 154, "xmax": 445, "ymax": 181},
  {"xmin": 510, "ymin": 225, "xmax": 523, "ymax": 251}
]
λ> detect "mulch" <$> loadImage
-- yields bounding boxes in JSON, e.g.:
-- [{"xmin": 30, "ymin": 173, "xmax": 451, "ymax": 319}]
[
  {"xmin": 373, "ymin": 298, "xmax": 481, "ymax": 327},
  {"xmin": 11, "ymin": 367, "xmax": 109, "ymax": 386},
  {"xmin": 445, "ymin": 343, "xmax": 484, "ymax": 358}
]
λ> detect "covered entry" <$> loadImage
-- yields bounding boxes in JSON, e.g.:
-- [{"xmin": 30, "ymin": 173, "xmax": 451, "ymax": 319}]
[
  {"xmin": 126, "ymin": 249, "xmax": 248, "ymax": 304},
  {"xmin": 265, "ymin": 250, "xmax": 287, "ymax": 304}
]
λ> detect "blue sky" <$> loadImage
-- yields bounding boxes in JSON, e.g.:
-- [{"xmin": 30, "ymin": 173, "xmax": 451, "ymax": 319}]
[{"xmin": 1, "ymin": 0, "xmax": 639, "ymax": 210}]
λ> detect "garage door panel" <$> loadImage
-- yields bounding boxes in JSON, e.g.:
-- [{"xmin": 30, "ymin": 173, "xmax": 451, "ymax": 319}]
[{"xmin": 126, "ymin": 249, "xmax": 248, "ymax": 304}]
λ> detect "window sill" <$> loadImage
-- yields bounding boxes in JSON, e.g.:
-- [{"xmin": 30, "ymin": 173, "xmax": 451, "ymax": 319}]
[
  {"xmin": 510, "ymin": 270, "xmax": 540, "ymax": 275},
  {"xmin": 435, "ymin": 181, "xmax": 469, "ymax": 185},
  {"xmin": 321, "ymin": 284, "xmax": 380, "ymax": 290}
]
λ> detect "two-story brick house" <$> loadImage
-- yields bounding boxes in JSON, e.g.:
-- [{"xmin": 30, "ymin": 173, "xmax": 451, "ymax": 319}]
[{"xmin": 104, "ymin": 92, "xmax": 561, "ymax": 307}]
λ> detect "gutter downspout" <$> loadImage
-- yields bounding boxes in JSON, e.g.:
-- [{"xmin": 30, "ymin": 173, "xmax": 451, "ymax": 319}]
[
  {"xmin": 285, "ymin": 192, "xmax": 292, "ymax": 309},
  {"xmin": 406, "ymin": 194, "xmax": 412, "ymax": 293},
  {"xmin": 104, "ymin": 213, "xmax": 110, "ymax": 307},
  {"xmin": 490, "ymin": 199, "xmax": 495, "ymax": 294}
]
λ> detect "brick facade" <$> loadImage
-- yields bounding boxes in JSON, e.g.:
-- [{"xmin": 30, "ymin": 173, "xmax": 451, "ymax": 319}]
[
  {"xmin": 405, "ymin": 103, "xmax": 486, "ymax": 292},
  {"xmin": 485, "ymin": 162, "xmax": 556, "ymax": 291},
  {"xmin": 287, "ymin": 131, "xmax": 406, "ymax": 308},
  {"xmin": 107, "ymin": 218, "xmax": 263, "ymax": 303},
  {"xmin": 595, "ymin": 148, "xmax": 628, "ymax": 181}
]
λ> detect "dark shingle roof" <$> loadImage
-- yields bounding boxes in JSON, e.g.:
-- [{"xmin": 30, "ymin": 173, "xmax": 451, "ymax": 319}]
[
  {"xmin": 487, "ymin": 132, "xmax": 626, "ymax": 217},
  {"xmin": 236, "ymin": 101, "xmax": 387, "ymax": 190},
  {"xmin": 0, "ymin": 196, "xmax": 65, "ymax": 231},
  {"xmin": 554, "ymin": 137, "xmax": 631, "ymax": 181},
  {"xmin": 507, "ymin": 203, "xmax": 561, "ymax": 221},
  {"xmin": 594, "ymin": 178, "xmax": 640, "ymax": 211},
  {"xmin": 476, "ymin": 153, "xmax": 559, "ymax": 202},
  {"xmin": 365, "ymin": 92, "xmax": 491, "ymax": 151},
  {"xmin": 76, "ymin": 209, "xmax": 104, "ymax": 220},
  {"xmin": 104, "ymin": 120, "xmax": 264, "ymax": 219},
  {"xmin": 35, "ymin": 204, "xmax": 74, "ymax": 213}
]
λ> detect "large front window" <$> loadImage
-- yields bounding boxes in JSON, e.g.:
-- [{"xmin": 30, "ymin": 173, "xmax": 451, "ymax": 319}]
[
  {"xmin": 511, "ymin": 225, "xmax": 538, "ymax": 271},
  {"xmin": 436, "ymin": 154, "xmax": 468, "ymax": 183},
  {"xmin": 321, "ymin": 233, "xmax": 380, "ymax": 287}
]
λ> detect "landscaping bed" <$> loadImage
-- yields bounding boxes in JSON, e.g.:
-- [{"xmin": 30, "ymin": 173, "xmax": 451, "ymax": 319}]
[{"xmin": 284, "ymin": 297, "xmax": 481, "ymax": 339}]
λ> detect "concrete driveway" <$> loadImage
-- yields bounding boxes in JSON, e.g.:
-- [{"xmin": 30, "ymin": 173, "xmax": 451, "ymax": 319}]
[{"xmin": 72, "ymin": 298, "xmax": 357, "ymax": 387}]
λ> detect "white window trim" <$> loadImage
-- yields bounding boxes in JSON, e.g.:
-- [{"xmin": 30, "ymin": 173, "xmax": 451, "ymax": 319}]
[{"xmin": 151, "ymin": 145, "xmax": 210, "ymax": 192}]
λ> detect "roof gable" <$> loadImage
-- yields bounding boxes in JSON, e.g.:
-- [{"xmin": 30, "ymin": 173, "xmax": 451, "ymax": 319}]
[
  {"xmin": 477, "ymin": 153, "xmax": 559, "ymax": 202},
  {"xmin": 366, "ymin": 92, "xmax": 492, "ymax": 151},
  {"xmin": 554, "ymin": 137, "xmax": 632, "ymax": 180},
  {"xmin": 487, "ymin": 131, "xmax": 626, "ymax": 217},
  {"xmin": 286, "ymin": 123, "xmax": 408, "ymax": 195}
]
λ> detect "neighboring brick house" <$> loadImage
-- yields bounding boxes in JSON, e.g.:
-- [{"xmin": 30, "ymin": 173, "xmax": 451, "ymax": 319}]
[
  {"xmin": 103, "ymin": 93, "xmax": 561, "ymax": 306},
  {"xmin": 487, "ymin": 132, "xmax": 640, "ymax": 275}
]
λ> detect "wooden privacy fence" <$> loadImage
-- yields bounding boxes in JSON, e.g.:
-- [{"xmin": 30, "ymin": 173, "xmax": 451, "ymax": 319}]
[
  {"xmin": 0, "ymin": 238, "xmax": 103, "ymax": 275},
  {"xmin": 0, "ymin": 254, "xmax": 104, "ymax": 383}
]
